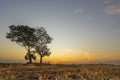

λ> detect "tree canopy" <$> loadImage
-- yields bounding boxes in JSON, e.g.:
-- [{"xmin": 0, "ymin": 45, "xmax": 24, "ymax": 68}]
[
  {"xmin": 35, "ymin": 27, "xmax": 53, "ymax": 64},
  {"xmin": 6, "ymin": 25, "xmax": 53, "ymax": 64},
  {"xmin": 6, "ymin": 25, "xmax": 37, "ymax": 63}
]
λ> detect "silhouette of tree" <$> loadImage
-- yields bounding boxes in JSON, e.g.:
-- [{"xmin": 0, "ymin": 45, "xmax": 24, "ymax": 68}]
[
  {"xmin": 34, "ymin": 27, "xmax": 53, "ymax": 64},
  {"xmin": 6, "ymin": 25, "xmax": 37, "ymax": 63},
  {"xmin": 25, "ymin": 51, "xmax": 36, "ymax": 62}
]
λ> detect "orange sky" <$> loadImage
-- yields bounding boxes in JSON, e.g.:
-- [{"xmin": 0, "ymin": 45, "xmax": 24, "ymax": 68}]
[{"xmin": 0, "ymin": 38, "xmax": 120, "ymax": 64}]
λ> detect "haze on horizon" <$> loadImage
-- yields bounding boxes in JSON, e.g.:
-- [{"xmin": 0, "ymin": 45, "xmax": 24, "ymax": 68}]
[{"xmin": 0, "ymin": 0, "xmax": 120, "ymax": 64}]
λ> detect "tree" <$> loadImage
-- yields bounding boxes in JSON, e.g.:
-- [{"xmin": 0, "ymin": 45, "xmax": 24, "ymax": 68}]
[
  {"xmin": 24, "ymin": 51, "xmax": 36, "ymax": 63},
  {"xmin": 6, "ymin": 25, "xmax": 37, "ymax": 63},
  {"xmin": 34, "ymin": 27, "xmax": 53, "ymax": 64}
]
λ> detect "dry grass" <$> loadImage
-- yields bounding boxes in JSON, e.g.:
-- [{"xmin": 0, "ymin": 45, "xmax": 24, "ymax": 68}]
[{"xmin": 0, "ymin": 64, "xmax": 120, "ymax": 80}]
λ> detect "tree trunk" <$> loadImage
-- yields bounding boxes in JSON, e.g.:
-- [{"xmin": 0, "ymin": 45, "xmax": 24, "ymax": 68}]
[
  {"xmin": 40, "ymin": 55, "xmax": 43, "ymax": 64},
  {"xmin": 29, "ymin": 57, "xmax": 32, "ymax": 63},
  {"xmin": 28, "ymin": 46, "xmax": 32, "ymax": 64}
]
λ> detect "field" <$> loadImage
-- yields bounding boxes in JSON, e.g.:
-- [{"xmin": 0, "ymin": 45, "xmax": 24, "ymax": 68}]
[{"xmin": 0, "ymin": 64, "xmax": 120, "ymax": 80}]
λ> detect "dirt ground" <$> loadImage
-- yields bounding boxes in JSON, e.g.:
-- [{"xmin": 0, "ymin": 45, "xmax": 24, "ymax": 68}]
[{"xmin": 0, "ymin": 64, "xmax": 120, "ymax": 80}]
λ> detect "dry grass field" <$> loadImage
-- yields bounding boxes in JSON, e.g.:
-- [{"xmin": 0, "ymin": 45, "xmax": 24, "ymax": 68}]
[{"xmin": 0, "ymin": 64, "xmax": 120, "ymax": 80}]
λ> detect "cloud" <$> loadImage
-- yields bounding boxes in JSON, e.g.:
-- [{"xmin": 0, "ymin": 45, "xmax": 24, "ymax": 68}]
[
  {"xmin": 104, "ymin": 4, "xmax": 120, "ymax": 15},
  {"xmin": 97, "ymin": 0, "xmax": 113, "ymax": 4},
  {"xmin": 73, "ymin": 8, "xmax": 85, "ymax": 15},
  {"xmin": 65, "ymin": 49, "xmax": 74, "ymax": 53},
  {"xmin": 83, "ymin": 52, "xmax": 93, "ymax": 61},
  {"xmin": 64, "ymin": 49, "xmax": 94, "ymax": 61}
]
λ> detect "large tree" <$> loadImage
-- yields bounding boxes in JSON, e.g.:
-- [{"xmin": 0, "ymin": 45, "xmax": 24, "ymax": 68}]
[
  {"xmin": 34, "ymin": 27, "xmax": 53, "ymax": 64},
  {"xmin": 6, "ymin": 25, "xmax": 37, "ymax": 63}
]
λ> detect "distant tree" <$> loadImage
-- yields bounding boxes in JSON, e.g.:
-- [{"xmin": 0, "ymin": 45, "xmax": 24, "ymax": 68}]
[
  {"xmin": 34, "ymin": 27, "xmax": 53, "ymax": 64},
  {"xmin": 6, "ymin": 25, "xmax": 37, "ymax": 63}
]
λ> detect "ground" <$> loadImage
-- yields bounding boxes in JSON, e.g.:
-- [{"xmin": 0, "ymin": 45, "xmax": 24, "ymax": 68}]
[{"xmin": 0, "ymin": 64, "xmax": 120, "ymax": 80}]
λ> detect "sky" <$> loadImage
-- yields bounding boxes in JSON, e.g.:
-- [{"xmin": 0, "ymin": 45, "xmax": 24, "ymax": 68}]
[{"xmin": 0, "ymin": 0, "xmax": 120, "ymax": 64}]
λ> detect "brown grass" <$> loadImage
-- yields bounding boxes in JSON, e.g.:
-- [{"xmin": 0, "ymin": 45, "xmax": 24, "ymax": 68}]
[{"xmin": 0, "ymin": 64, "xmax": 120, "ymax": 80}]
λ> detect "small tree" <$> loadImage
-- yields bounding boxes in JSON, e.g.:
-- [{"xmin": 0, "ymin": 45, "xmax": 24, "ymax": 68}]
[
  {"xmin": 35, "ymin": 45, "xmax": 51, "ymax": 64},
  {"xmin": 35, "ymin": 27, "xmax": 53, "ymax": 64},
  {"xmin": 6, "ymin": 25, "xmax": 37, "ymax": 63},
  {"xmin": 24, "ymin": 51, "xmax": 36, "ymax": 63}
]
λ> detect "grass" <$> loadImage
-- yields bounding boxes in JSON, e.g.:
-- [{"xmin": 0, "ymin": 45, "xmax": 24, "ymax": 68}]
[{"xmin": 0, "ymin": 63, "xmax": 120, "ymax": 80}]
